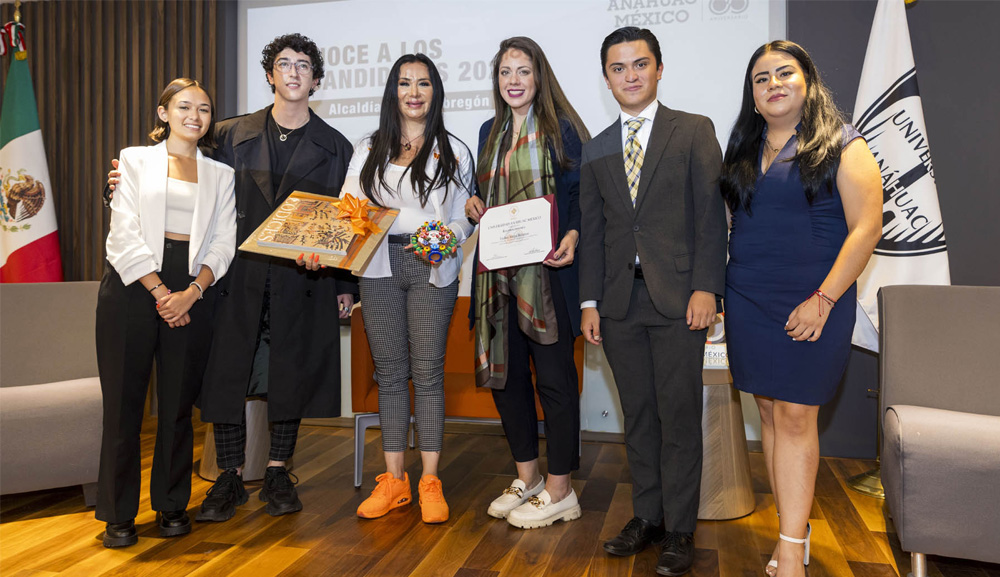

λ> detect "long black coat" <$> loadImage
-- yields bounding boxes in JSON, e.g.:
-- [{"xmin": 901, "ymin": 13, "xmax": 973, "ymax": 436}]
[{"xmin": 199, "ymin": 106, "xmax": 356, "ymax": 424}]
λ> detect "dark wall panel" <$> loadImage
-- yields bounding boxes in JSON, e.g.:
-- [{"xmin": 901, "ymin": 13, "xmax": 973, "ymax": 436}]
[
  {"xmin": 788, "ymin": 0, "xmax": 1000, "ymax": 458},
  {"xmin": 0, "ymin": 0, "xmax": 237, "ymax": 282}
]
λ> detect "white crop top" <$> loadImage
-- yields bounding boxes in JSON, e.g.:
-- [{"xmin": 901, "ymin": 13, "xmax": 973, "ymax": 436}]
[{"xmin": 164, "ymin": 177, "xmax": 197, "ymax": 235}]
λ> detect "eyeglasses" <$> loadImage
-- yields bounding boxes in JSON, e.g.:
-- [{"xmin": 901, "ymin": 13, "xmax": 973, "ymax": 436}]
[{"xmin": 274, "ymin": 59, "xmax": 312, "ymax": 74}]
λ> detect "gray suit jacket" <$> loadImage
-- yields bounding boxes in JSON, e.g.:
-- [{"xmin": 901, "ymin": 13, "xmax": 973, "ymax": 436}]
[{"xmin": 578, "ymin": 103, "xmax": 727, "ymax": 320}]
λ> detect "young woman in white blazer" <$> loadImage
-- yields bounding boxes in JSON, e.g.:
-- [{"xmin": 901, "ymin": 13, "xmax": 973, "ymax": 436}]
[{"xmin": 96, "ymin": 78, "xmax": 237, "ymax": 548}]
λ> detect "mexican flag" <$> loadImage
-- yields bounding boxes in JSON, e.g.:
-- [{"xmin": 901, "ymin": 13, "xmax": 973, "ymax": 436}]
[{"xmin": 1, "ymin": 23, "xmax": 63, "ymax": 282}]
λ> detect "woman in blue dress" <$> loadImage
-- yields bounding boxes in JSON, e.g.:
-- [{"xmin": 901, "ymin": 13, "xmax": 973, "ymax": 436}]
[{"xmin": 721, "ymin": 41, "xmax": 881, "ymax": 577}]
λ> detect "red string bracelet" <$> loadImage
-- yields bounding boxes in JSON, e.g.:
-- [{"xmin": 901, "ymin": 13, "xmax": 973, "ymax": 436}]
[{"xmin": 811, "ymin": 289, "xmax": 837, "ymax": 316}]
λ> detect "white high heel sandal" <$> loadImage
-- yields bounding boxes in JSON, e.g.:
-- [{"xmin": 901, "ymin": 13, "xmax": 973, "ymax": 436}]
[{"xmin": 767, "ymin": 523, "xmax": 811, "ymax": 575}]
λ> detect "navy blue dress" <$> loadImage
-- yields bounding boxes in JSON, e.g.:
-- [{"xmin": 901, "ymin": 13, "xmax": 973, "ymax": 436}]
[{"xmin": 725, "ymin": 126, "xmax": 862, "ymax": 405}]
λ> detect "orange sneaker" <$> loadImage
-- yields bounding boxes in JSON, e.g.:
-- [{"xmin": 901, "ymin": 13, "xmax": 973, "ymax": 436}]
[
  {"xmin": 418, "ymin": 475, "xmax": 449, "ymax": 524},
  {"xmin": 357, "ymin": 472, "xmax": 411, "ymax": 519}
]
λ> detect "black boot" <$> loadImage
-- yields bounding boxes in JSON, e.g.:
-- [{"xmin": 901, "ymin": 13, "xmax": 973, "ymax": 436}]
[
  {"xmin": 259, "ymin": 466, "xmax": 302, "ymax": 516},
  {"xmin": 195, "ymin": 469, "xmax": 248, "ymax": 522},
  {"xmin": 157, "ymin": 510, "xmax": 191, "ymax": 537},
  {"xmin": 103, "ymin": 519, "xmax": 138, "ymax": 548}
]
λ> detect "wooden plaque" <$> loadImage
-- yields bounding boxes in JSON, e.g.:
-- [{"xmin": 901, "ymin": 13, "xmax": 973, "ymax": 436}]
[{"xmin": 238, "ymin": 191, "xmax": 398, "ymax": 275}]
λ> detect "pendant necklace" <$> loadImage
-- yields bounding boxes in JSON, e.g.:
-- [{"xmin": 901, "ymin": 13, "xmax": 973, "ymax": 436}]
[
  {"xmin": 402, "ymin": 133, "xmax": 423, "ymax": 151},
  {"xmin": 276, "ymin": 124, "xmax": 295, "ymax": 142},
  {"xmin": 764, "ymin": 137, "xmax": 782, "ymax": 155},
  {"xmin": 275, "ymin": 116, "xmax": 307, "ymax": 142}
]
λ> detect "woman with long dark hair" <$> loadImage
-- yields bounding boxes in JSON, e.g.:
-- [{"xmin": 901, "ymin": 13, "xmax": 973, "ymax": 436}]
[
  {"xmin": 341, "ymin": 54, "xmax": 474, "ymax": 524},
  {"xmin": 465, "ymin": 36, "xmax": 590, "ymax": 529},
  {"xmin": 721, "ymin": 41, "xmax": 881, "ymax": 576},
  {"xmin": 96, "ymin": 78, "xmax": 236, "ymax": 547}
]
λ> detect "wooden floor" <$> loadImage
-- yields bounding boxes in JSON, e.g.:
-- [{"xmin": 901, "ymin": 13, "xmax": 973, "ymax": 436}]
[{"xmin": 2, "ymin": 418, "xmax": 998, "ymax": 577}]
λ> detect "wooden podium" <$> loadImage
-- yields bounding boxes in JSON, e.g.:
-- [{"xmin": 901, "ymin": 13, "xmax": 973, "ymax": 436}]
[{"xmin": 698, "ymin": 367, "xmax": 755, "ymax": 520}]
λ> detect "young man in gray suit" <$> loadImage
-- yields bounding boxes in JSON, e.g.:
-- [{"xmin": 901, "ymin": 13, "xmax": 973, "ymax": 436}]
[{"xmin": 578, "ymin": 26, "xmax": 727, "ymax": 576}]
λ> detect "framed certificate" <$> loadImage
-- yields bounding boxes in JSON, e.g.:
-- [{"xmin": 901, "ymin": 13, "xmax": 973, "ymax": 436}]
[{"xmin": 477, "ymin": 195, "xmax": 558, "ymax": 272}]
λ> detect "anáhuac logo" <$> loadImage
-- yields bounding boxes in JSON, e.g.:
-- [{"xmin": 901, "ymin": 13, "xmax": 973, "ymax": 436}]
[
  {"xmin": 854, "ymin": 67, "xmax": 946, "ymax": 257},
  {"xmin": 1, "ymin": 169, "xmax": 45, "ymax": 233},
  {"xmin": 607, "ymin": 0, "xmax": 697, "ymax": 27},
  {"xmin": 708, "ymin": 0, "xmax": 748, "ymax": 16}
]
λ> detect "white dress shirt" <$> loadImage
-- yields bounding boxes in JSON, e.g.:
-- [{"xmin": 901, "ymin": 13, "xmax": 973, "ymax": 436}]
[
  {"xmin": 619, "ymin": 99, "xmax": 659, "ymax": 153},
  {"xmin": 582, "ymin": 100, "xmax": 660, "ymax": 310}
]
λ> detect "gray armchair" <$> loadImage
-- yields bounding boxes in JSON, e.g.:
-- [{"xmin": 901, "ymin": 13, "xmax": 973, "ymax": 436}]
[
  {"xmin": 0, "ymin": 282, "xmax": 102, "ymax": 504},
  {"xmin": 879, "ymin": 285, "xmax": 1000, "ymax": 576}
]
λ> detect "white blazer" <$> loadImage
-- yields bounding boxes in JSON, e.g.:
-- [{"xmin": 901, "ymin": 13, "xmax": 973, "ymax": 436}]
[
  {"xmin": 340, "ymin": 135, "xmax": 475, "ymax": 288},
  {"xmin": 106, "ymin": 141, "xmax": 237, "ymax": 286}
]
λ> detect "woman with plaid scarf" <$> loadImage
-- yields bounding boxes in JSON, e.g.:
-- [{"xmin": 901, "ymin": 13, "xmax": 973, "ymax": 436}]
[{"xmin": 466, "ymin": 36, "xmax": 591, "ymax": 530}]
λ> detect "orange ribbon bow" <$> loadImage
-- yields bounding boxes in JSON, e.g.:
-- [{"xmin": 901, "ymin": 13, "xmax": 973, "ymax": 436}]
[{"xmin": 336, "ymin": 195, "xmax": 382, "ymax": 236}]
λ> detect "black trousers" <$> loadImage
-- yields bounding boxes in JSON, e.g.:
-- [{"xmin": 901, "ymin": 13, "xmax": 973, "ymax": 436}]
[
  {"xmin": 212, "ymin": 271, "xmax": 302, "ymax": 471},
  {"xmin": 491, "ymin": 269, "xmax": 580, "ymax": 475},
  {"xmin": 601, "ymin": 278, "xmax": 705, "ymax": 532},
  {"xmin": 95, "ymin": 240, "xmax": 215, "ymax": 523}
]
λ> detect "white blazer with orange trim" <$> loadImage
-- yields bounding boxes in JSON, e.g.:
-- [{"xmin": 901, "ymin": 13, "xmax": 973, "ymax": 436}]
[{"xmin": 106, "ymin": 141, "xmax": 237, "ymax": 286}]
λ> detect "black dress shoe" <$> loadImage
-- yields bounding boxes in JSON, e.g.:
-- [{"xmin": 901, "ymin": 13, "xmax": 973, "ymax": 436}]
[
  {"xmin": 103, "ymin": 519, "xmax": 138, "ymax": 548},
  {"xmin": 196, "ymin": 469, "xmax": 248, "ymax": 522},
  {"xmin": 603, "ymin": 516, "xmax": 667, "ymax": 556},
  {"xmin": 259, "ymin": 466, "xmax": 303, "ymax": 516},
  {"xmin": 656, "ymin": 531, "xmax": 695, "ymax": 576},
  {"xmin": 157, "ymin": 510, "xmax": 191, "ymax": 537}
]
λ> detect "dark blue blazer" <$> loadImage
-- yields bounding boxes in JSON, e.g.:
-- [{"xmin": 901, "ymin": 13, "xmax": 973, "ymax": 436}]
[{"xmin": 468, "ymin": 117, "xmax": 583, "ymax": 337}]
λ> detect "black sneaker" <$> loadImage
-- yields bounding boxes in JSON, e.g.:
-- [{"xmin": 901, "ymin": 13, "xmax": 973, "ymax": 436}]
[
  {"xmin": 196, "ymin": 469, "xmax": 248, "ymax": 522},
  {"xmin": 656, "ymin": 531, "xmax": 695, "ymax": 576},
  {"xmin": 259, "ymin": 466, "xmax": 303, "ymax": 516},
  {"xmin": 156, "ymin": 510, "xmax": 191, "ymax": 537},
  {"xmin": 103, "ymin": 519, "xmax": 138, "ymax": 548}
]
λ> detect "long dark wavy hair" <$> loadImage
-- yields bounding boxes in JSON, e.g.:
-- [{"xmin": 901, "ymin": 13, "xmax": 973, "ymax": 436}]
[
  {"xmin": 479, "ymin": 36, "xmax": 591, "ymax": 172},
  {"xmin": 359, "ymin": 54, "xmax": 465, "ymax": 207},
  {"xmin": 720, "ymin": 40, "xmax": 846, "ymax": 214}
]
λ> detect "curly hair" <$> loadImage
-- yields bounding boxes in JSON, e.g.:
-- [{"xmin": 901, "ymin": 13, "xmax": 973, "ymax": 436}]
[{"xmin": 260, "ymin": 33, "xmax": 325, "ymax": 96}]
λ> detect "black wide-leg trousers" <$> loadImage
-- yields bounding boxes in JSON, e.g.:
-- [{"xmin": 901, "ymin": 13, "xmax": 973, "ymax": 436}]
[{"xmin": 95, "ymin": 240, "xmax": 215, "ymax": 523}]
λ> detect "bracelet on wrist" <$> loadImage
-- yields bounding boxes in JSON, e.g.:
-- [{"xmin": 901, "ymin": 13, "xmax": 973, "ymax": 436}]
[
  {"xmin": 148, "ymin": 282, "xmax": 163, "ymax": 293},
  {"xmin": 811, "ymin": 289, "xmax": 836, "ymax": 317},
  {"xmin": 189, "ymin": 281, "xmax": 204, "ymax": 300},
  {"xmin": 814, "ymin": 289, "xmax": 837, "ymax": 305}
]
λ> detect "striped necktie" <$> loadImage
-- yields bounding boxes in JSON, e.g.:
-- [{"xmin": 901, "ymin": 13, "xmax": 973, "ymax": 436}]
[{"xmin": 624, "ymin": 118, "xmax": 645, "ymax": 207}]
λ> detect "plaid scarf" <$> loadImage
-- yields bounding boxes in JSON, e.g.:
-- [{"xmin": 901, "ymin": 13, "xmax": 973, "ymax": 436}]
[{"xmin": 474, "ymin": 108, "xmax": 559, "ymax": 390}]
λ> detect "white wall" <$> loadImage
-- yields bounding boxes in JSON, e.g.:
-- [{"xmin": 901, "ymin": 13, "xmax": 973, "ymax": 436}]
[{"xmin": 242, "ymin": 0, "xmax": 783, "ymax": 440}]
